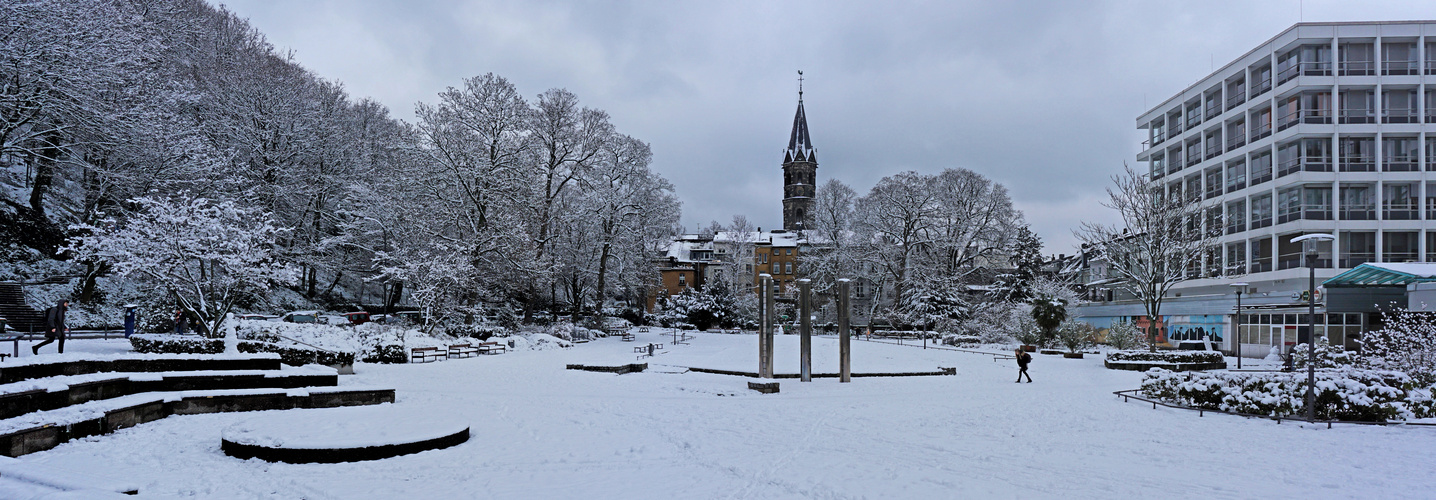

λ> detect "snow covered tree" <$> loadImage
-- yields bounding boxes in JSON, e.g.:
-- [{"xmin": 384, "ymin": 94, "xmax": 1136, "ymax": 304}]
[
  {"xmin": 1102, "ymin": 320, "xmax": 1146, "ymax": 351},
  {"xmin": 994, "ymin": 226, "xmax": 1043, "ymax": 301},
  {"xmin": 1056, "ymin": 319, "xmax": 1096, "ymax": 354},
  {"xmin": 1359, "ymin": 308, "xmax": 1436, "ymax": 384},
  {"xmin": 1077, "ymin": 164, "xmax": 1217, "ymax": 352},
  {"xmin": 66, "ymin": 194, "xmax": 296, "ymax": 336}
]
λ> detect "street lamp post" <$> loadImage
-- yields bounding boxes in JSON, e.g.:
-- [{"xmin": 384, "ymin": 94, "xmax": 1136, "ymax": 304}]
[
  {"xmin": 1291, "ymin": 233, "xmax": 1333, "ymax": 422},
  {"xmin": 1229, "ymin": 282, "xmax": 1248, "ymax": 370}
]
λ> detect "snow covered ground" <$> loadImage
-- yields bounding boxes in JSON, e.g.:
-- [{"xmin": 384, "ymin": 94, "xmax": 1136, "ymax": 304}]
[{"xmin": 15, "ymin": 331, "xmax": 1436, "ymax": 499}]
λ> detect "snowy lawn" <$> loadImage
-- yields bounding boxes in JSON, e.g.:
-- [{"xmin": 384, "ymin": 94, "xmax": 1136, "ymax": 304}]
[{"xmin": 18, "ymin": 331, "xmax": 1436, "ymax": 499}]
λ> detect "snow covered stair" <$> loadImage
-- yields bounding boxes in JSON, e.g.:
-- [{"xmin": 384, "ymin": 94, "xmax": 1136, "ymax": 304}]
[
  {"xmin": 0, "ymin": 455, "xmax": 139, "ymax": 497},
  {"xmin": 0, "ymin": 365, "xmax": 340, "ymax": 419}
]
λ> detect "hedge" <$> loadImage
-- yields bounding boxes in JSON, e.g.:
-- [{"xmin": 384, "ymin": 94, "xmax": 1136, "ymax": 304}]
[
  {"xmin": 130, "ymin": 334, "xmax": 355, "ymax": 367},
  {"xmin": 1107, "ymin": 350, "xmax": 1224, "ymax": 364},
  {"xmin": 1140, "ymin": 368, "xmax": 1431, "ymax": 422}
]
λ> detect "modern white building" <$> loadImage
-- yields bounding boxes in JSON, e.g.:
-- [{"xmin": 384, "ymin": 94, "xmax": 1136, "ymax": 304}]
[{"xmin": 1080, "ymin": 21, "xmax": 1436, "ymax": 357}]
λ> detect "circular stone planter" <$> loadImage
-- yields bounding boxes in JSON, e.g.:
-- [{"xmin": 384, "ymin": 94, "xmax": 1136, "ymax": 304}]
[{"xmin": 221, "ymin": 404, "xmax": 469, "ymax": 463}]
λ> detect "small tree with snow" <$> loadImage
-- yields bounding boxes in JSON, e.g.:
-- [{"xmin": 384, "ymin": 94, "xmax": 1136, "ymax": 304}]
[
  {"xmin": 1102, "ymin": 321, "xmax": 1145, "ymax": 351},
  {"xmin": 1031, "ymin": 297, "xmax": 1067, "ymax": 348},
  {"xmin": 1359, "ymin": 308, "xmax": 1436, "ymax": 385},
  {"xmin": 67, "ymin": 195, "xmax": 296, "ymax": 337},
  {"xmin": 1056, "ymin": 319, "xmax": 1096, "ymax": 354}
]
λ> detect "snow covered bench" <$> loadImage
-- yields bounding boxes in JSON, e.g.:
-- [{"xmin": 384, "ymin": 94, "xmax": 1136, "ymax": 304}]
[
  {"xmin": 621, "ymin": 332, "xmax": 636, "ymax": 341},
  {"xmin": 447, "ymin": 344, "xmax": 480, "ymax": 359},
  {"xmin": 477, "ymin": 342, "xmax": 506, "ymax": 355},
  {"xmin": 410, "ymin": 347, "xmax": 446, "ymax": 363}
]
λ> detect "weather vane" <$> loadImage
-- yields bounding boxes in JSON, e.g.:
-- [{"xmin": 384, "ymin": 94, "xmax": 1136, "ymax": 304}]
[{"xmin": 797, "ymin": 70, "xmax": 804, "ymax": 102}]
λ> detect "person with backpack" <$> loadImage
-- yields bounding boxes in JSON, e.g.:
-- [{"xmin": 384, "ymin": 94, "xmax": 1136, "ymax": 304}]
[
  {"xmin": 32, "ymin": 299, "xmax": 70, "ymax": 355},
  {"xmin": 1014, "ymin": 348, "xmax": 1032, "ymax": 383}
]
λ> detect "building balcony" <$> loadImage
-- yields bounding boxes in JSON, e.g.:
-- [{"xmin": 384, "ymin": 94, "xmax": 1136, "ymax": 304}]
[
  {"xmin": 1250, "ymin": 126, "xmax": 1272, "ymax": 142},
  {"xmin": 1205, "ymin": 187, "xmax": 1222, "ymax": 200},
  {"xmin": 1186, "ymin": 155, "xmax": 1202, "ymax": 168},
  {"xmin": 1339, "ymin": 61, "xmax": 1375, "ymax": 76},
  {"xmin": 1339, "ymin": 207, "xmax": 1375, "ymax": 220},
  {"xmin": 1383, "ymin": 107, "xmax": 1419, "ymax": 124},
  {"xmin": 1278, "ymin": 157, "xmax": 1332, "ymax": 177},
  {"xmin": 1383, "ymin": 157, "xmax": 1419, "ymax": 172},
  {"xmin": 1226, "ymin": 179, "xmax": 1246, "ymax": 193},
  {"xmin": 1339, "ymin": 157, "xmax": 1376, "ymax": 172},
  {"xmin": 1250, "ymin": 216, "xmax": 1273, "ymax": 230},
  {"xmin": 1385, "ymin": 204, "xmax": 1420, "ymax": 220},
  {"xmin": 1249, "ymin": 172, "xmax": 1272, "ymax": 186},
  {"xmin": 1339, "ymin": 112, "xmax": 1375, "ymax": 124},
  {"xmin": 1385, "ymin": 251, "xmax": 1419, "ymax": 263},
  {"xmin": 1226, "ymin": 91, "xmax": 1246, "ymax": 111},
  {"xmin": 1252, "ymin": 79, "xmax": 1272, "ymax": 98},
  {"xmin": 1226, "ymin": 223, "xmax": 1246, "ymax": 235},
  {"xmin": 1427, "ymin": 60, "xmax": 1436, "ymax": 75},
  {"xmin": 1227, "ymin": 136, "xmax": 1246, "ymax": 152},
  {"xmin": 1340, "ymin": 253, "xmax": 1374, "ymax": 268},
  {"xmin": 1250, "ymin": 260, "xmax": 1274, "ymax": 273},
  {"xmin": 1205, "ymin": 145, "xmax": 1223, "ymax": 160},
  {"xmin": 1278, "ymin": 206, "xmax": 1332, "ymax": 224},
  {"xmin": 1383, "ymin": 60, "xmax": 1419, "ymax": 76}
]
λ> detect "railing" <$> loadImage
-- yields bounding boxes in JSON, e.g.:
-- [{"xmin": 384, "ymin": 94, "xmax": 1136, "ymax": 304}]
[
  {"xmin": 1205, "ymin": 187, "xmax": 1222, "ymax": 200},
  {"xmin": 1427, "ymin": 111, "xmax": 1436, "ymax": 124},
  {"xmin": 1300, "ymin": 109, "xmax": 1332, "ymax": 124},
  {"xmin": 1339, "ymin": 156, "xmax": 1376, "ymax": 172},
  {"xmin": 1384, "ymin": 251, "xmax": 1419, "ymax": 263},
  {"xmin": 1206, "ymin": 103, "xmax": 1222, "ymax": 120},
  {"xmin": 1302, "ymin": 61, "xmax": 1332, "ymax": 76},
  {"xmin": 1383, "ymin": 107, "xmax": 1419, "ymax": 124},
  {"xmin": 1187, "ymin": 114, "xmax": 1202, "ymax": 129},
  {"xmin": 1277, "ymin": 109, "xmax": 1298, "ymax": 131},
  {"xmin": 1339, "ymin": 61, "xmax": 1375, "ymax": 76},
  {"xmin": 1427, "ymin": 59, "xmax": 1436, "ymax": 75},
  {"xmin": 1340, "ymin": 111, "xmax": 1375, "ymax": 124},
  {"xmin": 1227, "ymin": 90, "xmax": 1246, "ymax": 110},
  {"xmin": 1250, "ymin": 215, "xmax": 1273, "ymax": 229},
  {"xmin": 1226, "ymin": 222, "xmax": 1246, "ymax": 235},
  {"xmin": 1278, "ymin": 209, "xmax": 1301, "ymax": 224},
  {"xmin": 1429, "ymin": 206, "xmax": 1436, "ymax": 220},
  {"xmin": 1251, "ymin": 260, "xmax": 1274, "ymax": 273},
  {"xmin": 1111, "ymin": 389, "xmax": 1436, "ymax": 428},
  {"xmin": 1250, "ymin": 123, "xmax": 1272, "ymax": 141},
  {"xmin": 1168, "ymin": 160, "xmax": 1183, "ymax": 175},
  {"xmin": 1383, "ymin": 156, "xmax": 1419, "ymax": 172},
  {"xmin": 1186, "ymin": 154, "xmax": 1202, "ymax": 167},
  {"xmin": 1277, "ymin": 64, "xmax": 1298, "ymax": 84},
  {"xmin": 1170, "ymin": 121, "xmax": 1183, "ymax": 134},
  {"xmin": 1384, "ymin": 203, "xmax": 1420, "ymax": 220},
  {"xmin": 1339, "ymin": 206, "xmax": 1375, "ymax": 220},
  {"xmin": 1251, "ymin": 78, "xmax": 1272, "ymax": 97},
  {"xmin": 1277, "ymin": 157, "xmax": 1301, "ymax": 177},
  {"xmin": 1225, "ymin": 263, "xmax": 1247, "ymax": 277},
  {"xmin": 1226, "ymin": 179, "xmax": 1246, "ymax": 193},
  {"xmin": 1302, "ymin": 206, "xmax": 1332, "ymax": 220},
  {"xmin": 1205, "ymin": 145, "xmax": 1223, "ymax": 160},
  {"xmin": 1341, "ymin": 253, "xmax": 1375, "ymax": 268},
  {"xmin": 1152, "ymin": 132, "xmax": 1166, "ymax": 145},
  {"xmin": 1278, "ymin": 251, "xmax": 1303, "ymax": 270},
  {"xmin": 1226, "ymin": 135, "xmax": 1246, "ymax": 152},
  {"xmin": 1277, "ymin": 157, "xmax": 1330, "ymax": 177},
  {"xmin": 1383, "ymin": 60, "xmax": 1418, "ymax": 76},
  {"xmin": 1249, "ymin": 171, "xmax": 1272, "ymax": 186}
]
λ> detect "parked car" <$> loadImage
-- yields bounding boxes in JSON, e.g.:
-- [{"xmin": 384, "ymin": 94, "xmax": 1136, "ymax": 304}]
[
  {"xmin": 236, "ymin": 314, "xmax": 271, "ymax": 321},
  {"xmin": 281, "ymin": 311, "xmax": 326, "ymax": 324},
  {"xmin": 341, "ymin": 311, "xmax": 371, "ymax": 325}
]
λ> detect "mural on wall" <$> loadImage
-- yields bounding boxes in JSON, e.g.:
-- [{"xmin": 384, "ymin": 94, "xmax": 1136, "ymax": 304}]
[{"xmin": 1164, "ymin": 315, "xmax": 1224, "ymax": 343}]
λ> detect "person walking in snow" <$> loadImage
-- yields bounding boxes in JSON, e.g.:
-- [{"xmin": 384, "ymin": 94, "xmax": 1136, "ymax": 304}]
[
  {"xmin": 173, "ymin": 310, "xmax": 189, "ymax": 334},
  {"xmin": 1014, "ymin": 348, "xmax": 1032, "ymax": 383},
  {"xmin": 32, "ymin": 299, "xmax": 70, "ymax": 355}
]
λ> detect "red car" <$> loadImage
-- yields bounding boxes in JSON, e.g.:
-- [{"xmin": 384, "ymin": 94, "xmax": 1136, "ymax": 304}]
[{"xmin": 342, "ymin": 311, "xmax": 371, "ymax": 325}]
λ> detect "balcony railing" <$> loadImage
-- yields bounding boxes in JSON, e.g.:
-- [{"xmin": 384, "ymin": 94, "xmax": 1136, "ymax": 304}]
[
  {"xmin": 1384, "ymin": 251, "xmax": 1420, "ymax": 263},
  {"xmin": 1301, "ymin": 109, "xmax": 1333, "ymax": 124},
  {"xmin": 1227, "ymin": 135, "xmax": 1246, "ymax": 152},
  {"xmin": 1205, "ymin": 144, "xmax": 1223, "ymax": 160},
  {"xmin": 1206, "ymin": 103, "xmax": 1222, "ymax": 120},
  {"xmin": 1427, "ymin": 60, "xmax": 1436, "ymax": 75},
  {"xmin": 1205, "ymin": 187, "xmax": 1222, "ymax": 200},
  {"xmin": 1168, "ymin": 160, "xmax": 1183, "ymax": 175},
  {"xmin": 1277, "ymin": 156, "xmax": 1332, "ymax": 177},
  {"xmin": 1339, "ymin": 206, "xmax": 1376, "ymax": 220},
  {"xmin": 1340, "ymin": 253, "xmax": 1375, "ymax": 269},
  {"xmin": 1186, "ymin": 154, "xmax": 1202, "ymax": 167},
  {"xmin": 1225, "ymin": 263, "xmax": 1247, "ymax": 277},
  {"xmin": 1250, "ymin": 124, "xmax": 1272, "ymax": 141},
  {"xmin": 1427, "ymin": 111, "xmax": 1436, "ymax": 124},
  {"xmin": 1250, "ymin": 260, "xmax": 1274, "ymax": 273},
  {"xmin": 1384, "ymin": 107, "xmax": 1419, "ymax": 124},
  {"xmin": 1227, "ymin": 90, "xmax": 1246, "ymax": 110},
  {"xmin": 1385, "ymin": 203, "xmax": 1420, "ymax": 220},
  {"xmin": 1226, "ymin": 178, "xmax": 1246, "ymax": 193},
  {"xmin": 1339, "ymin": 156, "xmax": 1376, "ymax": 172},
  {"xmin": 1278, "ymin": 251, "xmax": 1304, "ymax": 270},
  {"xmin": 1339, "ymin": 61, "xmax": 1375, "ymax": 76},
  {"xmin": 1251, "ymin": 78, "xmax": 1272, "ymax": 97},
  {"xmin": 1383, "ymin": 60, "xmax": 1418, "ymax": 76},
  {"xmin": 1277, "ymin": 109, "xmax": 1297, "ymax": 131},
  {"xmin": 1429, "ymin": 206, "xmax": 1436, "ymax": 220},
  {"xmin": 1249, "ymin": 171, "xmax": 1272, "ymax": 186},
  {"xmin": 1170, "ymin": 121, "xmax": 1183, "ymax": 134},
  {"xmin": 1250, "ymin": 215, "xmax": 1273, "ymax": 230},
  {"xmin": 1152, "ymin": 132, "xmax": 1166, "ymax": 146},
  {"xmin": 1340, "ymin": 111, "xmax": 1375, "ymax": 124},
  {"xmin": 1383, "ymin": 156, "xmax": 1419, "ymax": 172},
  {"xmin": 1226, "ymin": 222, "xmax": 1246, "ymax": 235}
]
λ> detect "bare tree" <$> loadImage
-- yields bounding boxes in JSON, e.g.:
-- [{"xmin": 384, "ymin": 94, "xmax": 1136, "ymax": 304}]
[{"xmin": 1076, "ymin": 164, "xmax": 1217, "ymax": 352}]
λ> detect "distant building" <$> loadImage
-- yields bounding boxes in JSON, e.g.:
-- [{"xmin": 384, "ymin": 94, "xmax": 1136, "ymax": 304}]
[
  {"xmin": 782, "ymin": 82, "xmax": 818, "ymax": 232},
  {"xmin": 1079, "ymin": 21, "xmax": 1436, "ymax": 355}
]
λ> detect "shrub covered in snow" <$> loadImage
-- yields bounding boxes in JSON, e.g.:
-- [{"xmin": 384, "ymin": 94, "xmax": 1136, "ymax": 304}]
[
  {"xmin": 942, "ymin": 334, "xmax": 982, "ymax": 346},
  {"xmin": 1140, "ymin": 368, "xmax": 1427, "ymax": 422},
  {"xmin": 1106, "ymin": 350, "xmax": 1223, "ymax": 364},
  {"xmin": 1056, "ymin": 320, "xmax": 1096, "ymax": 354},
  {"xmin": 1102, "ymin": 321, "xmax": 1146, "ymax": 351},
  {"xmin": 1358, "ymin": 308, "xmax": 1436, "ymax": 385},
  {"xmin": 130, "ymin": 334, "xmax": 354, "ymax": 367},
  {"xmin": 1290, "ymin": 338, "xmax": 1357, "ymax": 369}
]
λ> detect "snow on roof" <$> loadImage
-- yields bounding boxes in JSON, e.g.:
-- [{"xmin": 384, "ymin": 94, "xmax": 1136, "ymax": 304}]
[{"xmin": 1325, "ymin": 262, "xmax": 1436, "ymax": 287}]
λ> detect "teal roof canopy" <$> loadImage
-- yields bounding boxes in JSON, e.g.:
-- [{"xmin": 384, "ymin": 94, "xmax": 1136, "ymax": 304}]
[{"xmin": 1324, "ymin": 263, "xmax": 1436, "ymax": 287}]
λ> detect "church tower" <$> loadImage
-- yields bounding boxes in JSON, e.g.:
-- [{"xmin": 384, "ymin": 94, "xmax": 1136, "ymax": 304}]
[{"xmin": 782, "ymin": 73, "xmax": 816, "ymax": 232}]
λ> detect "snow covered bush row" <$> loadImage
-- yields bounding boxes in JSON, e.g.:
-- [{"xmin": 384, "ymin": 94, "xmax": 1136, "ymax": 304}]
[
  {"xmin": 1290, "ymin": 338, "xmax": 1358, "ymax": 369},
  {"xmin": 1140, "ymin": 368, "xmax": 1432, "ymax": 422},
  {"xmin": 942, "ymin": 334, "xmax": 982, "ymax": 346},
  {"xmin": 1107, "ymin": 350, "xmax": 1224, "ymax": 364},
  {"xmin": 129, "ymin": 334, "xmax": 354, "ymax": 367}
]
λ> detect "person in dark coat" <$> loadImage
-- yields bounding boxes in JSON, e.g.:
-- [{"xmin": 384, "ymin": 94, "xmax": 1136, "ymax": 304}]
[
  {"xmin": 173, "ymin": 310, "xmax": 188, "ymax": 334},
  {"xmin": 32, "ymin": 299, "xmax": 69, "ymax": 355},
  {"xmin": 1014, "ymin": 348, "xmax": 1032, "ymax": 383}
]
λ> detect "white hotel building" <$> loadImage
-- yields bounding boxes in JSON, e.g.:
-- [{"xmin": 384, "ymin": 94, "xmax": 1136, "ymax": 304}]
[{"xmin": 1078, "ymin": 21, "xmax": 1436, "ymax": 357}]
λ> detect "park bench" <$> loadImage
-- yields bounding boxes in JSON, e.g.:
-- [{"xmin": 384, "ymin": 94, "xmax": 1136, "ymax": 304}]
[
  {"xmin": 636, "ymin": 325, "xmax": 650, "ymax": 333},
  {"xmin": 477, "ymin": 342, "xmax": 507, "ymax": 355},
  {"xmin": 0, "ymin": 333, "xmax": 20, "ymax": 359},
  {"xmin": 633, "ymin": 343, "xmax": 663, "ymax": 359},
  {"xmin": 447, "ymin": 343, "xmax": 480, "ymax": 359},
  {"xmin": 621, "ymin": 332, "xmax": 636, "ymax": 341},
  {"xmin": 410, "ymin": 347, "xmax": 446, "ymax": 363}
]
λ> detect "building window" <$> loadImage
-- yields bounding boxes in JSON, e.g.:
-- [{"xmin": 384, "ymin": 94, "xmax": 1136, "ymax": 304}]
[
  {"xmin": 1249, "ymin": 151, "xmax": 1273, "ymax": 185},
  {"xmin": 1250, "ymin": 193, "xmax": 1273, "ymax": 229},
  {"xmin": 1384, "ymin": 183, "xmax": 1419, "ymax": 220},
  {"xmin": 1384, "ymin": 231, "xmax": 1419, "ymax": 263},
  {"xmin": 855, "ymin": 280, "xmax": 866, "ymax": 298},
  {"xmin": 678, "ymin": 273, "xmax": 686, "ymax": 287},
  {"xmin": 771, "ymin": 262, "xmax": 779, "ymax": 274},
  {"xmin": 786, "ymin": 248, "xmax": 793, "ymax": 255},
  {"xmin": 1225, "ymin": 160, "xmax": 1246, "ymax": 192},
  {"xmin": 1341, "ymin": 232, "xmax": 1376, "ymax": 268},
  {"xmin": 1382, "ymin": 137, "xmax": 1419, "ymax": 172},
  {"xmin": 1339, "ymin": 137, "xmax": 1375, "ymax": 172},
  {"xmin": 1340, "ymin": 184, "xmax": 1375, "ymax": 220},
  {"xmin": 784, "ymin": 262, "xmax": 792, "ymax": 275}
]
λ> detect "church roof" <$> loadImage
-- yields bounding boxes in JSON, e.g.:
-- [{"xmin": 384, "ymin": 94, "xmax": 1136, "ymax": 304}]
[{"xmin": 785, "ymin": 100, "xmax": 815, "ymax": 164}]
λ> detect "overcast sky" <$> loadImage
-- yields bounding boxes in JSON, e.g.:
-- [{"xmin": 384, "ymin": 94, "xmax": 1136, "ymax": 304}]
[{"xmin": 223, "ymin": 0, "xmax": 1436, "ymax": 255}]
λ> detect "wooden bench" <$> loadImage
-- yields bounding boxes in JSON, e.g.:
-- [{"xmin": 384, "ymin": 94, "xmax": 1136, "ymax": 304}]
[
  {"xmin": 621, "ymin": 332, "xmax": 636, "ymax": 341},
  {"xmin": 410, "ymin": 347, "xmax": 446, "ymax": 363},
  {"xmin": 477, "ymin": 342, "xmax": 507, "ymax": 355},
  {"xmin": 447, "ymin": 343, "xmax": 480, "ymax": 359}
]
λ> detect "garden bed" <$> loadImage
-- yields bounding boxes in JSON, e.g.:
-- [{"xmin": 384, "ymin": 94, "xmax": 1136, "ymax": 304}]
[
  {"xmin": 1139, "ymin": 368, "xmax": 1433, "ymax": 422},
  {"xmin": 1105, "ymin": 350, "xmax": 1226, "ymax": 371}
]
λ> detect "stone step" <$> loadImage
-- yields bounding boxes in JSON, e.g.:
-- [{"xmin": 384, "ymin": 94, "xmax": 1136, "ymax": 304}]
[
  {"xmin": 0, "ymin": 386, "xmax": 396, "ymax": 457},
  {"xmin": 0, "ymin": 365, "xmax": 339, "ymax": 420},
  {"xmin": 0, "ymin": 354, "xmax": 283, "ymax": 384},
  {"xmin": 0, "ymin": 455, "xmax": 139, "ymax": 496}
]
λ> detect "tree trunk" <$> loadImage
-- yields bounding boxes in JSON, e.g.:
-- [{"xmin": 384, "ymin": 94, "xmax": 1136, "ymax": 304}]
[
  {"xmin": 594, "ymin": 241, "xmax": 611, "ymax": 316},
  {"xmin": 28, "ymin": 130, "xmax": 61, "ymax": 216}
]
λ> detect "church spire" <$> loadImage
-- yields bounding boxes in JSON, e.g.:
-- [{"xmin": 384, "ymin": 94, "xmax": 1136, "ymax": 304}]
[{"xmin": 786, "ymin": 71, "xmax": 814, "ymax": 163}]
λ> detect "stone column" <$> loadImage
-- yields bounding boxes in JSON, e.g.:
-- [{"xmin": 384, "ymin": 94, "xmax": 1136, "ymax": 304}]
[
  {"xmin": 838, "ymin": 279, "xmax": 851, "ymax": 383},
  {"xmin": 799, "ymin": 278, "xmax": 812, "ymax": 382},
  {"xmin": 759, "ymin": 274, "xmax": 772, "ymax": 378}
]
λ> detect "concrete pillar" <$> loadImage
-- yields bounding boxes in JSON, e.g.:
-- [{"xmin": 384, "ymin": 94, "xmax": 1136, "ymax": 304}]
[
  {"xmin": 799, "ymin": 279, "xmax": 812, "ymax": 382},
  {"xmin": 759, "ymin": 274, "xmax": 772, "ymax": 378},
  {"xmin": 838, "ymin": 279, "xmax": 851, "ymax": 383}
]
